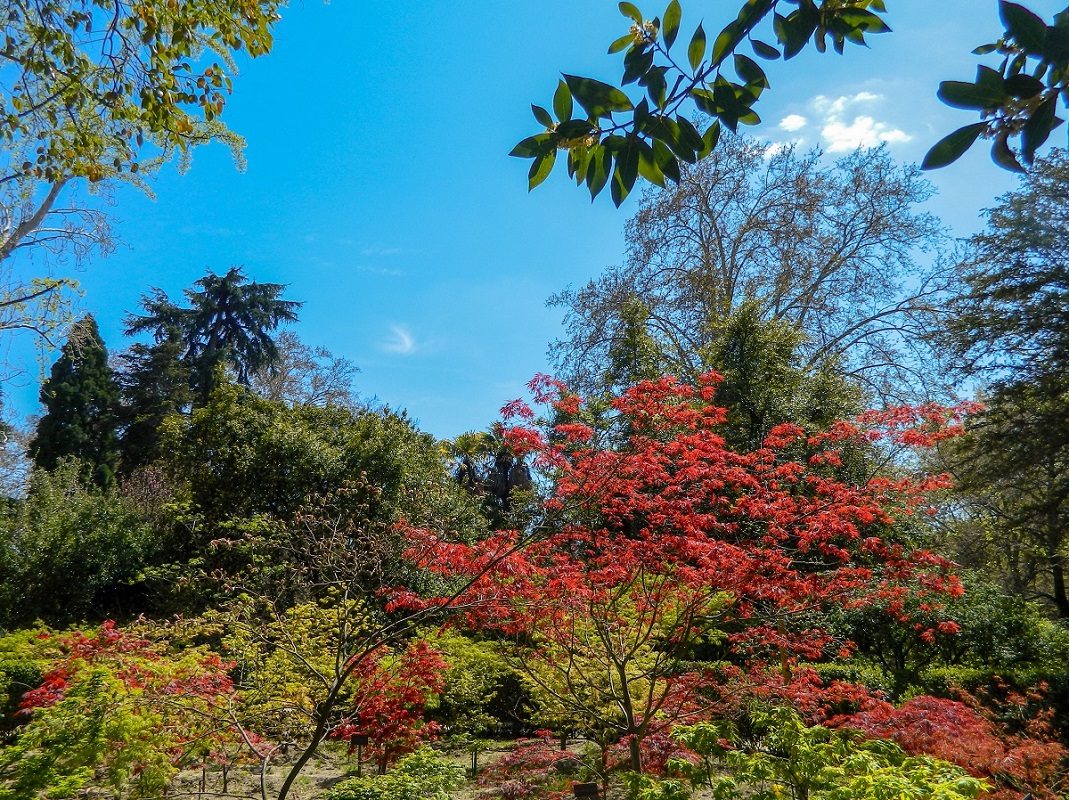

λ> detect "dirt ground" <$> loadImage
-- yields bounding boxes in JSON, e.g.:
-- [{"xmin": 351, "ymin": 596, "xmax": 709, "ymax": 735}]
[{"xmin": 170, "ymin": 741, "xmax": 501, "ymax": 800}]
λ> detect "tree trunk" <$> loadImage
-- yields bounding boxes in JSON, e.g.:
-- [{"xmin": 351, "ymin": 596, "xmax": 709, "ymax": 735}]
[
  {"xmin": 1048, "ymin": 507, "xmax": 1069, "ymax": 618},
  {"xmin": 277, "ymin": 713, "xmax": 330, "ymax": 800},
  {"xmin": 628, "ymin": 734, "xmax": 643, "ymax": 773},
  {"xmin": 1052, "ymin": 554, "xmax": 1069, "ymax": 618}
]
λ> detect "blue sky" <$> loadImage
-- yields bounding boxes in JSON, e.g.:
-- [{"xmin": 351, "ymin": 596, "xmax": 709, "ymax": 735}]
[{"xmin": 5, "ymin": 1, "xmax": 1066, "ymax": 438}]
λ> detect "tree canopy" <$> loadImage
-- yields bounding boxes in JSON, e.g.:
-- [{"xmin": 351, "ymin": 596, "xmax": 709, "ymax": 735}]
[
  {"xmin": 125, "ymin": 267, "xmax": 301, "ymax": 401},
  {"xmin": 28, "ymin": 314, "xmax": 120, "ymax": 488},
  {"xmin": 552, "ymin": 136, "xmax": 953, "ymax": 414}
]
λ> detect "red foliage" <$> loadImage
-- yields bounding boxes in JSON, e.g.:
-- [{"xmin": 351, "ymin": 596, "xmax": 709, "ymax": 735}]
[
  {"xmin": 19, "ymin": 621, "xmax": 242, "ymax": 767},
  {"xmin": 395, "ymin": 376, "xmax": 973, "ymax": 768},
  {"xmin": 21, "ymin": 621, "xmax": 236, "ymax": 718},
  {"xmin": 836, "ymin": 695, "xmax": 1068, "ymax": 800},
  {"xmin": 333, "ymin": 639, "xmax": 447, "ymax": 770},
  {"xmin": 476, "ymin": 736, "xmax": 577, "ymax": 800}
]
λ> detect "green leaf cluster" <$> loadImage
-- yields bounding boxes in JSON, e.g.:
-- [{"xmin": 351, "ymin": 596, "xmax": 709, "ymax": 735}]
[
  {"xmin": 0, "ymin": 0, "xmax": 285, "ymax": 183},
  {"xmin": 514, "ymin": 0, "xmax": 890, "ymax": 204},
  {"xmin": 323, "ymin": 748, "xmax": 465, "ymax": 800},
  {"xmin": 924, "ymin": 2, "xmax": 1069, "ymax": 171},
  {"xmin": 0, "ymin": 461, "xmax": 156, "ymax": 629},
  {"xmin": 663, "ymin": 707, "xmax": 987, "ymax": 800}
]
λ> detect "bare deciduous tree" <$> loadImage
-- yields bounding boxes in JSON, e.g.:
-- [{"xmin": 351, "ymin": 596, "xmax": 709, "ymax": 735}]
[
  {"xmin": 551, "ymin": 134, "xmax": 958, "ymax": 404},
  {"xmin": 249, "ymin": 331, "xmax": 360, "ymax": 409}
]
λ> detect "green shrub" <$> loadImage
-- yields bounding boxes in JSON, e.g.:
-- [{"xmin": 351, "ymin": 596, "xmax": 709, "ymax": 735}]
[{"xmin": 324, "ymin": 748, "xmax": 465, "ymax": 800}]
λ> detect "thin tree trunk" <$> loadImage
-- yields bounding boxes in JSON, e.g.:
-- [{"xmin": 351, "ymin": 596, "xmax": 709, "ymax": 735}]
[
  {"xmin": 1052, "ymin": 555, "xmax": 1069, "ymax": 618},
  {"xmin": 277, "ymin": 711, "xmax": 331, "ymax": 800},
  {"xmin": 1048, "ymin": 507, "xmax": 1069, "ymax": 618}
]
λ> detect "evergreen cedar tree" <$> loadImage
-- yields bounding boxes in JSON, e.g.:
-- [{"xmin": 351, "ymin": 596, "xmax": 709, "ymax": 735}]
[
  {"xmin": 125, "ymin": 266, "xmax": 301, "ymax": 403},
  {"xmin": 30, "ymin": 314, "xmax": 121, "ymax": 489},
  {"xmin": 513, "ymin": 1, "xmax": 1069, "ymax": 205},
  {"xmin": 391, "ymin": 373, "xmax": 978, "ymax": 773}
]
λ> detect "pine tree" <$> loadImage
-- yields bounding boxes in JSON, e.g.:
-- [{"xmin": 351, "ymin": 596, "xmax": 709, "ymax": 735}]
[{"xmin": 30, "ymin": 315, "xmax": 121, "ymax": 489}]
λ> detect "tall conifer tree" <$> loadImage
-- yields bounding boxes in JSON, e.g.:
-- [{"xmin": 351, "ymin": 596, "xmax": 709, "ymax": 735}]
[{"xmin": 30, "ymin": 315, "xmax": 121, "ymax": 488}]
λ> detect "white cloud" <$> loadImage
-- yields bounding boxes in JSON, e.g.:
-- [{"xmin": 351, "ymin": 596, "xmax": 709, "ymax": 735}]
[
  {"xmin": 381, "ymin": 325, "xmax": 416, "ymax": 355},
  {"xmin": 361, "ymin": 245, "xmax": 403, "ymax": 257},
  {"xmin": 779, "ymin": 114, "xmax": 808, "ymax": 132},
  {"xmin": 356, "ymin": 265, "xmax": 405, "ymax": 277},
  {"xmin": 807, "ymin": 92, "xmax": 911, "ymax": 152},
  {"xmin": 822, "ymin": 116, "xmax": 911, "ymax": 152}
]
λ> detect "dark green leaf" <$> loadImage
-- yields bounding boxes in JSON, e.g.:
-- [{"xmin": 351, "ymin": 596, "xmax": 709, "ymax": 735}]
[
  {"xmin": 644, "ymin": 66, "xmax": 668, "ymax": 109},
  {"xmin": 1045, "ymin": 25, "xmax": 1069, "ymax": 60},
  {"xmin": 557, "ymin": 119, "xmax": 597, "ymax": 139},
  {"xmin": 689, "ymin": 23, "xmax": 707, "ymax": 71},
  {"xmin": 553, "ymin": 80, "xmax": 573, "ymax": 122},
  {"xmin": 676, "ymin": 115, "xmax": 705, "ymax": 152},
  {"xmin": 972, "ymin": 43, "xmax": 999, "ymax": 55},
  {"xmin": 611, "ymin": 143, "xmax": 639, "ymax": 206},
  {"xmin": 663, "ymin": 0, "xmax": 681, "ymax": 49},
  {"xmin": 568, "ymin": 144, "xmax": 592, "ymax": 183},
  {"xmin": 620, "ymin": 2, "xmax": 643, "ymax": 23},
  {"xmin": 564, "ymin": 74, "xmax": 634, "ymax": 118},
  {"xmin": 991, "ymin": 131, "xmax": 1025, "ymax": 172},
  {"xmin": 1005, "ymin": 73, "xmax": 1044, "ymax": 99},
  {"xmin": 937, "ymin": 80, "xmax": 1006, "ymax": 110},
  {"xmin": 623, "ymin": 46, "xmax": 655, "ymax": 84},
  {"xmin": 1001, "ymin": 1, "xmax": 1047, "ymax": 54},
  {"xmin": 617, "ymin": 138, "xmax": 640, "ymax": 190},
  {"xmin": 690, "ymin": 87, "xmax": 717, "ymax": 116},
  {"xmin": 653, "ymin": 139, "xmax": 681, "ymax": 183},
  {"xmin": 977, "ymin": 65, "xmax": 1006, "ymax": 92},
  {"xmin": 1022, "ymin": 94, "xmax": 1059, "ymax": 163},
  {"xmin": 509, "ymin": 133, "xmax": 552, "ymax": 159},
  {"xmin": 532, "ymin": 104, "xmax": 553, "ymax": 127},
  {"xmin": 738, "ymin": 108, "xmax": 761, "ymax": 125},
  {"xmin": 528, "ymin": 149, "xmax": 556, "ymax": 190},
  {"xmin": 777, "ymin": 9, "xmax": 818, "ymax": 59},
  {"xmin": 839, "ymin": 9, "xmax": 890, "ymax": 34},
  {"xmin": 609, "ymin": 33, "xmax": 635, "ymax": 54},
  {"xmin": 587, "ymin": 145, "xmax": 612, "ymax": 199},
  {"xmin": 734, "ymin": 54, "xmax": 768, "ymax": 88},
  {"xmin": 921, "ymin": 122, "xmax": 986, "ymax": 170},
  {"xmin": 637, "ymin": 139, "xmax": 665, "ymax": 187},
  {"xmin": 712, "ymin": 20, "xmax": 743, "ymax": 67},
  {"xmin": 751, "ymin": 39, "xmax": 780, "ymax": 59},
  {"xmin": 699, "ymin": 120, "xmax": 721, "ymax": 159}
]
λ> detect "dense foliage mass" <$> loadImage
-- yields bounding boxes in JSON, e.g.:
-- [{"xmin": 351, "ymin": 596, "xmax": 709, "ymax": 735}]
[{"xmin": 3, "ymin": 6, "xmax": 1069, "ymax": 793}]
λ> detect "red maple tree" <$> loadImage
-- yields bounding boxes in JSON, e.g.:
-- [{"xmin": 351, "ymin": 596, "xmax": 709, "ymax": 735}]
[
  {"xmin": 333, "ymin": 639, "xmax": 448, "ymax": 772},
  {"xmin": 395, "ymin": 374, "xmax": 975, "ymax": 774}
]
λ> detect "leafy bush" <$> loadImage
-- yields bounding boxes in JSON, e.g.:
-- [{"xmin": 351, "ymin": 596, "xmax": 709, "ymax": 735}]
[
  {"xmin": 474, "ymin": 736, "xmax": 583, "ymax": 800},
  {"xmin": 0, "ymin": 462, "xmax": 156, "ymax": 628},
  {"xmin": 324, "ymin": 748, "xmax": 464, "ymax": 800},
  {"xmin": 426, "ymin": 629, "xmax": 530, "ymax": 737},
  {"xmin": 665, "ymin": 706, "xmax": 987, "ymax": 800},
  {"xmin": 838, "ymin": 694, "xmax": 1068, "ymax": 800},
  {"xmin": 0, "ymin": 621, "xmax": 242, "ymax": 800},
  {"xmin": 826, "ymin": 576, "xmax": 1069, "ymax": 699}
]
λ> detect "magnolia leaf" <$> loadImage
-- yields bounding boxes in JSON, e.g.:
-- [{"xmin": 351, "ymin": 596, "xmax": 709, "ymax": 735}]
[
  {"xmin": 921, "ymin": 122, "xmax": 986, "ymax": 170},
  {"xmin": 663, "ymin": 0, "xmax": 681, "ymax": 48}
]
